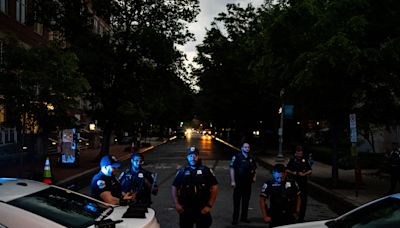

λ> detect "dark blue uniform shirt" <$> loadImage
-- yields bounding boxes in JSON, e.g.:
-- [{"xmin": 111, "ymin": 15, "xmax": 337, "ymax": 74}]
[
  {"xmin": 230, "ymin": 152, "xmax": 257, "ymax": 185},
  {"xmin": 173, "ymin": 165, "xmax": 218, "ymax": 209},
  {"xmin": 91, "ymin": 171, "xmax": 122, "ymax": 202},
  {"xmin": 119, "ymin": 167, "xmax": 156, "ymax": 204}
]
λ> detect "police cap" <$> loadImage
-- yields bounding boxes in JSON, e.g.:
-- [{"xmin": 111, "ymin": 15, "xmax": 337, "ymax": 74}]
[{"xmin": 187, "ymin": 146, "xmax": 199, "ymax": 156}]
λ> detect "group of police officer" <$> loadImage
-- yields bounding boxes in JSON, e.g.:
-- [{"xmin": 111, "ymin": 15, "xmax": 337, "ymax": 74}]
[{"xmin": 90, "ymin": 143, "xmax": 312, "ymax": 228}]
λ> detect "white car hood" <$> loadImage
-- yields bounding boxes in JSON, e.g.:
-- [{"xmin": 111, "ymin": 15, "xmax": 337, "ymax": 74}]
[
  {"xmin": 276, "ymin": 220, "xmax": 329, "ymax": 228},
  {"xmin": 88, "ymin": 206, "xmax": 160, "ymax": 228}
]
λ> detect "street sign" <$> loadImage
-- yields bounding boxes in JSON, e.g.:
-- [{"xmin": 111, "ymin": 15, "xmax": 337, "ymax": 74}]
[
  {"xmin": 349, "ymin": 114, "xmax": 357, "ymax": 143},
  {"xmin": 284, "ymin": 105, "xmax": 294, "ymax": 119},
  {"xmin": 349, "ymin": 114, "xmax": 356, "ymax": 128}
]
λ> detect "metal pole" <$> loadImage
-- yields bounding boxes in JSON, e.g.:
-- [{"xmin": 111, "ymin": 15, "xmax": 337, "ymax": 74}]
[
  {"xmin": 276, "ymin": 88, "xmax": 285, "ymax": 162},
  {"xmin": 276, "ymin": 104, "xmax": 284, "ymax": 162}
]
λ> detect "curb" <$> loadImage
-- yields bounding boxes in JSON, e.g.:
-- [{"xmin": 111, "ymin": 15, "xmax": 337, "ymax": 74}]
[{"xmin": 56, "ymin": 137, "xmax": 173, "ymax": 188}]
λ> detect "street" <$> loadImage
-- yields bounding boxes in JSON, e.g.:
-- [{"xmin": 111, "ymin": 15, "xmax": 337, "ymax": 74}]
[{"xmin": 80, "ymin": 132, "xmax": 337, "ymax": 227}]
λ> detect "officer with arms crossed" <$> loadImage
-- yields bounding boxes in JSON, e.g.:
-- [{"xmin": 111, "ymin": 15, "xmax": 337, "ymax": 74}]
[
  {"xmin": 286, "ymin": 145, "xmax": 312, "ymax": 222},
  {"xmin": 259, "ymin": 164, "xmax": 301, "ymax": 227},
  {"xmin": 230, "ymin": 142, "xmax": 257, "ymax": 225},
  {"xmin": 172, "ymin": 146, "xmax": 218, "ymax": 228},
  {"xmin": 91, "ymin": 155, "xmax": 134, "ymax": 205},
  {"xmin": 119, "ymin": 152, "xmax": 158, "ymax": 205}
]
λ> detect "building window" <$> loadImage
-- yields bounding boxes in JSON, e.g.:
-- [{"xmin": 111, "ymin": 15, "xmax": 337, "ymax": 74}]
[
  {"xmin": 16, "ymin": 0, "xmax": 26, "ymax": 24},
  {"xmin": 0, "ymin": 0, "xmax": 8, "ymax": 14}
]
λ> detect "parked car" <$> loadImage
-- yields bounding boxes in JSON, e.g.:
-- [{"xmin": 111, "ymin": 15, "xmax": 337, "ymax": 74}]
[
  {"xmin": 277, "ymin": 193, "xmax": 400, "ymax": 228},
  {"xmin": 0, "ymin": 178, "xmax": 160, "ymax": 228}
]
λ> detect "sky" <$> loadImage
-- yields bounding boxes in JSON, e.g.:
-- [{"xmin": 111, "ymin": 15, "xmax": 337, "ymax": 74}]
[{"xmin": 178, "ymin": 0, "xmax": 265, "ymax": 67}]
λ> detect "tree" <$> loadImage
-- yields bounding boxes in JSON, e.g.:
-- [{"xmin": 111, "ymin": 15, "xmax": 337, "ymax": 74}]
[
  {"xmin": 34, "ymin": 0, "xmax": 200, "ymax": 157},
  {"xmin": 0, "ymin": 37, "xmax": 88, "ymax": 157},
  {"xmin": 194, "ymin": 3, "xmax": 272, "ymax": 142}
]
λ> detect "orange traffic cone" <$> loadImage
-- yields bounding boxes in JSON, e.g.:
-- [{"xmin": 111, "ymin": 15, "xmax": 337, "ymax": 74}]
[{"xmin": 43, "ymin": 157, "xmax": 53, "ymax": 185}]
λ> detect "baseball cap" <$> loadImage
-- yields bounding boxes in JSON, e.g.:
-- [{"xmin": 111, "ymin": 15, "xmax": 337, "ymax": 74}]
[
  {"xmin": 187, "ymin": 146, "xmax": 199, "ymax": 156},
  {"xmin": 100, "ymin": 155, "xmax": 121, "ymax": 168}
]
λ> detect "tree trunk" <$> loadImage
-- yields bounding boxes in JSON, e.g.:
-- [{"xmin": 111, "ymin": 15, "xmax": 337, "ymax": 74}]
[
  {"xmin": 331, "ymin": 121, "xmax": 339, "ymax": 185},
  {"xmin": 96, "ymin": 121, "xmax": 113, "ymax": 161}
]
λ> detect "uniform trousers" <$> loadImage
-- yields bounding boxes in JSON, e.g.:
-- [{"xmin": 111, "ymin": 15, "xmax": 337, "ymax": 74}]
[
  {"xmin": 233, "ymin": 183, "xmax": 252, "ymax": 221},
  {"xmin": 269, "ymin": 213, "xmax": 296, "ymax": 228},
  {"xmin": 179, "ymin": 208, "xmax": 212, "ymax": 228}
]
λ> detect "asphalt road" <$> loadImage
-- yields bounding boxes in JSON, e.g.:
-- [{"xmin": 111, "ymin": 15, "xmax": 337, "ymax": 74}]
[{"xmin": 80, "ymin": 132, "xmax": 337, "ymax": 227}]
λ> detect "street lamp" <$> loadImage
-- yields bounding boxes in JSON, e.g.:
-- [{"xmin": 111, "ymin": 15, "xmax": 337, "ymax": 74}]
[{"xmin": 276, "ymin": 89, "xmax": 285, "ymax": 162}]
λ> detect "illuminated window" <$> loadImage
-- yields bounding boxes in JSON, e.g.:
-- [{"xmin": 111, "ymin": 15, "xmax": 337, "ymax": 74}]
[
  {"xmin": 16, "ymin": 0, "xmax": 26, "ymax": 24},
  {"xmin": 0, "ymin": 0, "xmax": 7, "ymax": 13},
  {"xmin": 33, "ymin": 23, "xmax": 43, "ymax": 35},
  {"xmin": 0, "ymin": 104, "xmax": 4, "ymax": 124}
]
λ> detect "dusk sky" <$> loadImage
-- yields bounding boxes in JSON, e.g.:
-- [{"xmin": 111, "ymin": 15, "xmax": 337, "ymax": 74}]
[{"xmin": 179, "ymin": 0, "xmax": 265, "ymax": 67}]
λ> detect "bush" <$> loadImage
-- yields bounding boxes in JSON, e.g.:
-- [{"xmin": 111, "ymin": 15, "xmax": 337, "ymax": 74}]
[{"xmin": 308, "ymin": 145, "xmax": 386, "ymax": 170}]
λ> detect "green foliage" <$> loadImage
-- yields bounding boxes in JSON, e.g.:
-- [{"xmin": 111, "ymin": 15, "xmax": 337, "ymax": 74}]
[
  {"xmin": 195, "ymin": 0, "xmax": 400, "ymax": 140},
  {"xmin": 0, "ymin": 37, "xmax": 89, "ymax": 131}
]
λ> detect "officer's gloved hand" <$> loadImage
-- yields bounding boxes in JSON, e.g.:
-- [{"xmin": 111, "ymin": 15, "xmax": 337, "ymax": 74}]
[
  {"xmin": 263, "ymin": 216, "xmax": 272, "ymax": 223},
  {"xmin": 175, "ymin": 202, "xmax": 184, "ymax": 214}
]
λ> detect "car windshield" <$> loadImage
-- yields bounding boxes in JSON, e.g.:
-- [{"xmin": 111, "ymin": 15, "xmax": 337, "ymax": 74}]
[
  {"xmin": 8, "ymin": 187, "xmax": 112, "ymax": 228},
  {"xmin": 326, "ymin": 197, "xmax": 400, "ymax": 228}
]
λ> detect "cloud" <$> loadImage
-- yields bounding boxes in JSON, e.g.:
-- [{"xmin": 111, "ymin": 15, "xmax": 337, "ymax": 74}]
[{"xmin": 178, "ymin": 0, "xmax": 264, "ymax": 64}]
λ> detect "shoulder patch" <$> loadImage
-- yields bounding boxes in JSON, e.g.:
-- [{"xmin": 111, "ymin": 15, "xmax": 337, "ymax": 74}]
[
  {"xmin": 97, "ymin": 180, "xmax": 106, "ymax": 189},
  {"xmin": 261, "ymin": 183, "xmax": 268, "ymax": 191},
  {"xmin": 230, "ymin": 155, "xmax": 236, "ymax": 166}
]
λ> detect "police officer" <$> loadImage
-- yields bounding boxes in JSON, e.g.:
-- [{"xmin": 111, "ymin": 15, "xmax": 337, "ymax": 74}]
[
  {"xmin": 259, "ymin": 164, "xmax": 301, "ymax": 227},
  {"xmin": 119, "ymin": 152, "xmax": 158, "ymax": 205},
  {"xmin": 172, "ymin": 146, "xmax": 218, "ymax": 228},
  {"xmin": 286, "ymin": 145, "xmax": 312, "ymax": 222},
  {"xmin": 91, "ymin": 155, "xmax": 134, "ymax": 205},
  {"xmin": 230, "ymin": 142, "xmax": 257, "ymax": 225},
  {"xmin": 388, "ymin": 143, "xmax": 400, "ymax": 194}
]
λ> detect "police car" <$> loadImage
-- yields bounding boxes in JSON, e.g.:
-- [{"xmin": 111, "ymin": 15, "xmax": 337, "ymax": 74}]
[
  {"xmin": 276, "ymin": 193, "xmax": 400, "ymax": 228},
  {"xmin": 0, "ymin": 178, "xmax": 160, "ymax": 228}
]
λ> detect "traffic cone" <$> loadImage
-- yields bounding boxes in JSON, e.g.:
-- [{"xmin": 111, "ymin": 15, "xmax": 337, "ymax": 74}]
[{"xmin": 43, "ymin": 157, "xmax": 53, "ymax": 185}]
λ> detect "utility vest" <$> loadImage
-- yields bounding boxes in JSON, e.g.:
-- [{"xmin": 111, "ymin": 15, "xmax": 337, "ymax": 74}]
[{"xmin": 178, "ymin": 165, "xmax": 210, "ymax": 209}]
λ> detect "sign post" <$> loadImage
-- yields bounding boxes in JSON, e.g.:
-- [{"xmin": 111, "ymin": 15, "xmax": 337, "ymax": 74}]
[{"xmin": 349, "ymin": 114, "xmax": 361, "ymax": 197}]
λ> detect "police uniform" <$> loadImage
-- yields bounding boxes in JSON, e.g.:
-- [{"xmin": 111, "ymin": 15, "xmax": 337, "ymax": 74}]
[
  {"xmin": 91, "ymin": 171, "xmax": 122, "ymax": 202},
  {"xmin": 172, "ymin": 164, "xmax": 218, "ymax": 228},
  {"xmin": 260, "ymin": 178, "xmax": 300, "ymax": 227},
  {"xmin": 286, "ymin": 156, "xmax": 311, "ymax": 221},
  {"xmin": 389, "ymin": 147, "xmax": 400, "ymax": 193},
  {"xmin": 119, "ymin": 167, "xmax": 156, "ymax": 205},
  {"xmin": 230, "ymin": 152, "xmax": 257, "ymax": 222}
]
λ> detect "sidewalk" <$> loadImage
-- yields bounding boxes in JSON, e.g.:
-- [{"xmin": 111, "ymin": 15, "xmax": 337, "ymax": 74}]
[
  {"xmin": 1, "ymin": 137, "xmax": 170, "ymax": 188},
  {"xmin": 255, "ymin": 151, "xmax": 393, "ymax": 213}
]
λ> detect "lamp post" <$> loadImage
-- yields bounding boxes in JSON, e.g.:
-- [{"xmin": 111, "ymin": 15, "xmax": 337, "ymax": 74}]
[{"xmin": 276, "ymin": 89, "xmax": 285, "ymax": 162}]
